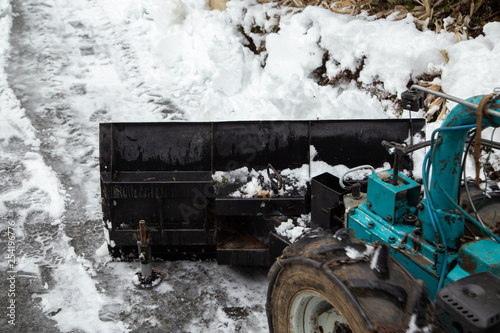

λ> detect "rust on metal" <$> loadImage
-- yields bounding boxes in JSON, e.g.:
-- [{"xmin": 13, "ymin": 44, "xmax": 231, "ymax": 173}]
[
  {"xmin": 459, "ymin": 251, "xmax": 479, "ymax": 274},
  {"xmin": 217, "ymin": 233, "xmax": 267, "ymax": 250},
  {"xmin": 139, "ymin": 219, "xmax": 147, "ymax": 246}
]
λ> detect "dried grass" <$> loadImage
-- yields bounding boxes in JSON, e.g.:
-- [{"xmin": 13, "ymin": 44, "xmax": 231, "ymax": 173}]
[{"xmin": 259, "ymin": 0, "xmax": 499, "ymax": 37}]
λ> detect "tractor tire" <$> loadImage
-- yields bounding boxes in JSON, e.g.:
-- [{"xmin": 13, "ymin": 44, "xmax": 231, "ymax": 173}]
[{"xmin": 267, "ymin": 229, "xmax": 434, "ymax": 333}]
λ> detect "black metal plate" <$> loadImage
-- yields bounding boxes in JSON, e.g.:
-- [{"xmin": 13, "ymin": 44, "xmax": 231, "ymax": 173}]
[
  {"xmin": 100, "ymin": 119, "xmax": 425, "ymax": 264},
  {"xmin": 310, "ymin": 119, "xmax": 424, "ymax": 168},
  {"xmin": 213, "ymin": 121, "xmax": 309, "ymax": 171}
]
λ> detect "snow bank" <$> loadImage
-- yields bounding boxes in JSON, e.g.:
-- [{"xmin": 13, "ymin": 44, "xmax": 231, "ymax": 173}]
[
  {"xmin": 145, "ymin": 0, "xmax": 499, "ymax": 124},
  {"xmin": 443, "ymin": 22, "xmax": 500, "ymax": 101},
  {"xmin": 146, "ymin": 0, "xmax": 500, "ymax": 185}
]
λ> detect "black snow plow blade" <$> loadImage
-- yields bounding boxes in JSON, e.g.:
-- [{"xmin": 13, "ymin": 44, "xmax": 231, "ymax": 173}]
[{"xmin": 100, "ymin": 119, "xmax": 424, "ymax": 265}]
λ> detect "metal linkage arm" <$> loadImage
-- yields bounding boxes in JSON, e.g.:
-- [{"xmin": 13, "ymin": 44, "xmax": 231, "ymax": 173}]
[{"xmin": 409, "ymin": 85, "xmax": 500, "ymax": 118}]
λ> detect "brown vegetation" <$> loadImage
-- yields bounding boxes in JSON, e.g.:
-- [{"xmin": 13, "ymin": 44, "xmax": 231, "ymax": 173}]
[{"xmin": 260, "ymin": 1, "xmax": 499, "ymax": 37}]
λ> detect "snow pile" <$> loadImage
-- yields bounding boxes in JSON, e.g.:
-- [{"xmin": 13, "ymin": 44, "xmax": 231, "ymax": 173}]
[
  {"xmin": 213, "ymin": 154, "xmax": 390, "ymax": 201},
  {"xmin": 146, "ymin": 0, "xmax": 500, "ymax": 123},
  {"xmin": 232, "ymin": 176, "xmax": 272, "ymax": 198},
  {"xmin": 280, "ymin": 164, "xmax": 310, "ymax": 192},
  {"xmin": 275, "ymin": 214, "xmax": 311, "ymax": 243},
  {"xmin": 442, "ymin": 23, "xmax": 500, "ymax": 101},
  {"xmin": 213, "ymin": 167, "xmax": 269, "ymax": 198}
]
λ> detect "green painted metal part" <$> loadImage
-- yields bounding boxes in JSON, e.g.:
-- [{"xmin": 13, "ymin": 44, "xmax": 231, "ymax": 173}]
[
  {"xmin": 446, "ymin": 239, "xmax": 500, "ymax": 284},
  {"xmin": 348, "ymin": 93, "xmax": 500, "ymax": 299},
  {"xmin": 428, "ymin": 95, "xmax": 499, "ymax": 211},
  {"xmin": 366, "ymin": 170, "xmax": 420, "ymax": 224}
]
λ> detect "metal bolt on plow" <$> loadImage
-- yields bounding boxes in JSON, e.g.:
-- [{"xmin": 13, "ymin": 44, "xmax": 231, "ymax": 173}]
[{"xmin": 133, "ymin": 220, "xmax": 163, "ymax": 288}]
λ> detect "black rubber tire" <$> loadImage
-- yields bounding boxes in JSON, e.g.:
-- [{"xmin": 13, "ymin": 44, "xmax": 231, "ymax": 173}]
[{"xmin": 267, "ymin": 229, "xmax": 433, "ymax": 333}]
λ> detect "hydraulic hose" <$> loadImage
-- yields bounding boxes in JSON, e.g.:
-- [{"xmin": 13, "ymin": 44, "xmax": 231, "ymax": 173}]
[
  {"xmin": 422, "ymin": 148, "xmax": 448, "ymax": 292},
  {"xmin": 430, "ymin": 127, "xmax": 500, "ymax": 242}
]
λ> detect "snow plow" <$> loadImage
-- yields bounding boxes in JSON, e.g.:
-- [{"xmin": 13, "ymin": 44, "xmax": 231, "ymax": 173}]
[
  {"xmin": 100, "ymin": 118, "xmax": 422, "ymax": 264},
  {"xmin": 100, "ymin": 86, "xmax": 500, "ymax": 332}
]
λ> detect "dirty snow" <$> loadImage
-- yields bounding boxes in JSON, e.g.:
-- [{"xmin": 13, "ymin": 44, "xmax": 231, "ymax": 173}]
[
  {"xmin": 213, "ymin": 157, "xmax": 381, "ymax": 243},
  {"xmin": 0, "ymin": 0, "xmax": 499, "ymax": 332}
]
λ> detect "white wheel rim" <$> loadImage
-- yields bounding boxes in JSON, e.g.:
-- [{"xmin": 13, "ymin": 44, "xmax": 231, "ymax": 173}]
[{"xmin": 289, "ymin": 290, "xmax": 349, "ymax": 333}]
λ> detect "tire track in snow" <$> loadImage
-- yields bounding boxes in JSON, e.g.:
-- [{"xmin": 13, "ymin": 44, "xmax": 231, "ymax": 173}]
[
  {"xmin": 0, "ymin": 2, "xmax": 67, "ymax": 331},
  {"xmin": 2, "ymin": 0, "xmax": 177, "ymax": 331}
]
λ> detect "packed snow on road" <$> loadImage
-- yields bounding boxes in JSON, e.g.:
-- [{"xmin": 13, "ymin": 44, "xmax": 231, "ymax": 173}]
[{"xmin": 0, "ymin": 0, "xmax": 499, "ymax": 332}]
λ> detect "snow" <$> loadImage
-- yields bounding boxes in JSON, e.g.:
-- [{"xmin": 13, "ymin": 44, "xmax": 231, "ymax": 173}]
[
  {"xmin": 370, "ymin": 245, "xmax": 382, "ymax": 271},
  {"xmin": 95, "ymin": 241, "xmax": 111, "ymax": 258},
  {"xmin": 406, "ymin": 314, "xmax": 433, "ymax": 333},
  {"xmin": 36, "ymin": 256, "xmax": 129, "ymax": 333},
  {"xmin": 345, "ymin": 244, "xmax": 374, "ymax": 260},
  {"xmin": 214, "ymin": 164, "xmax": 310, "ymax": 198},
  {"xmin": 0, "ymin": 0, "xmax": 499, "ymax": 332},
  {"xmin": 442, "ymin": 22, "xmax": 500, "ymax": 101},
  {"xmin": 275, "ymin": 214, "xmax": 311, "ymax": 243},
  {"xmin": 149, "ymin": 1, "xmax": 500, "ymax": 121}
]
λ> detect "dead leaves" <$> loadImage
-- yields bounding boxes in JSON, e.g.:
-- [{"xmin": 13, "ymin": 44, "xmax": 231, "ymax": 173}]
[{"xmin": 259, "ymin": 1, "xmax": 499, "ymax": 37}]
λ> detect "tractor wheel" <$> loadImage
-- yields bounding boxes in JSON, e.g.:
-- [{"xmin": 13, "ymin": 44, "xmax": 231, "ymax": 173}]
[{"xmin": 267, "ymin": 229, "xmax": 434, "ymax": 333}]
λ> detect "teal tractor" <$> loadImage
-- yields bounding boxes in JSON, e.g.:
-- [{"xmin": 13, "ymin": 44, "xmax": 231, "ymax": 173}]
[{"xmin": 267, "ymin": 86, "xmax": 500, "ymax": 332}]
